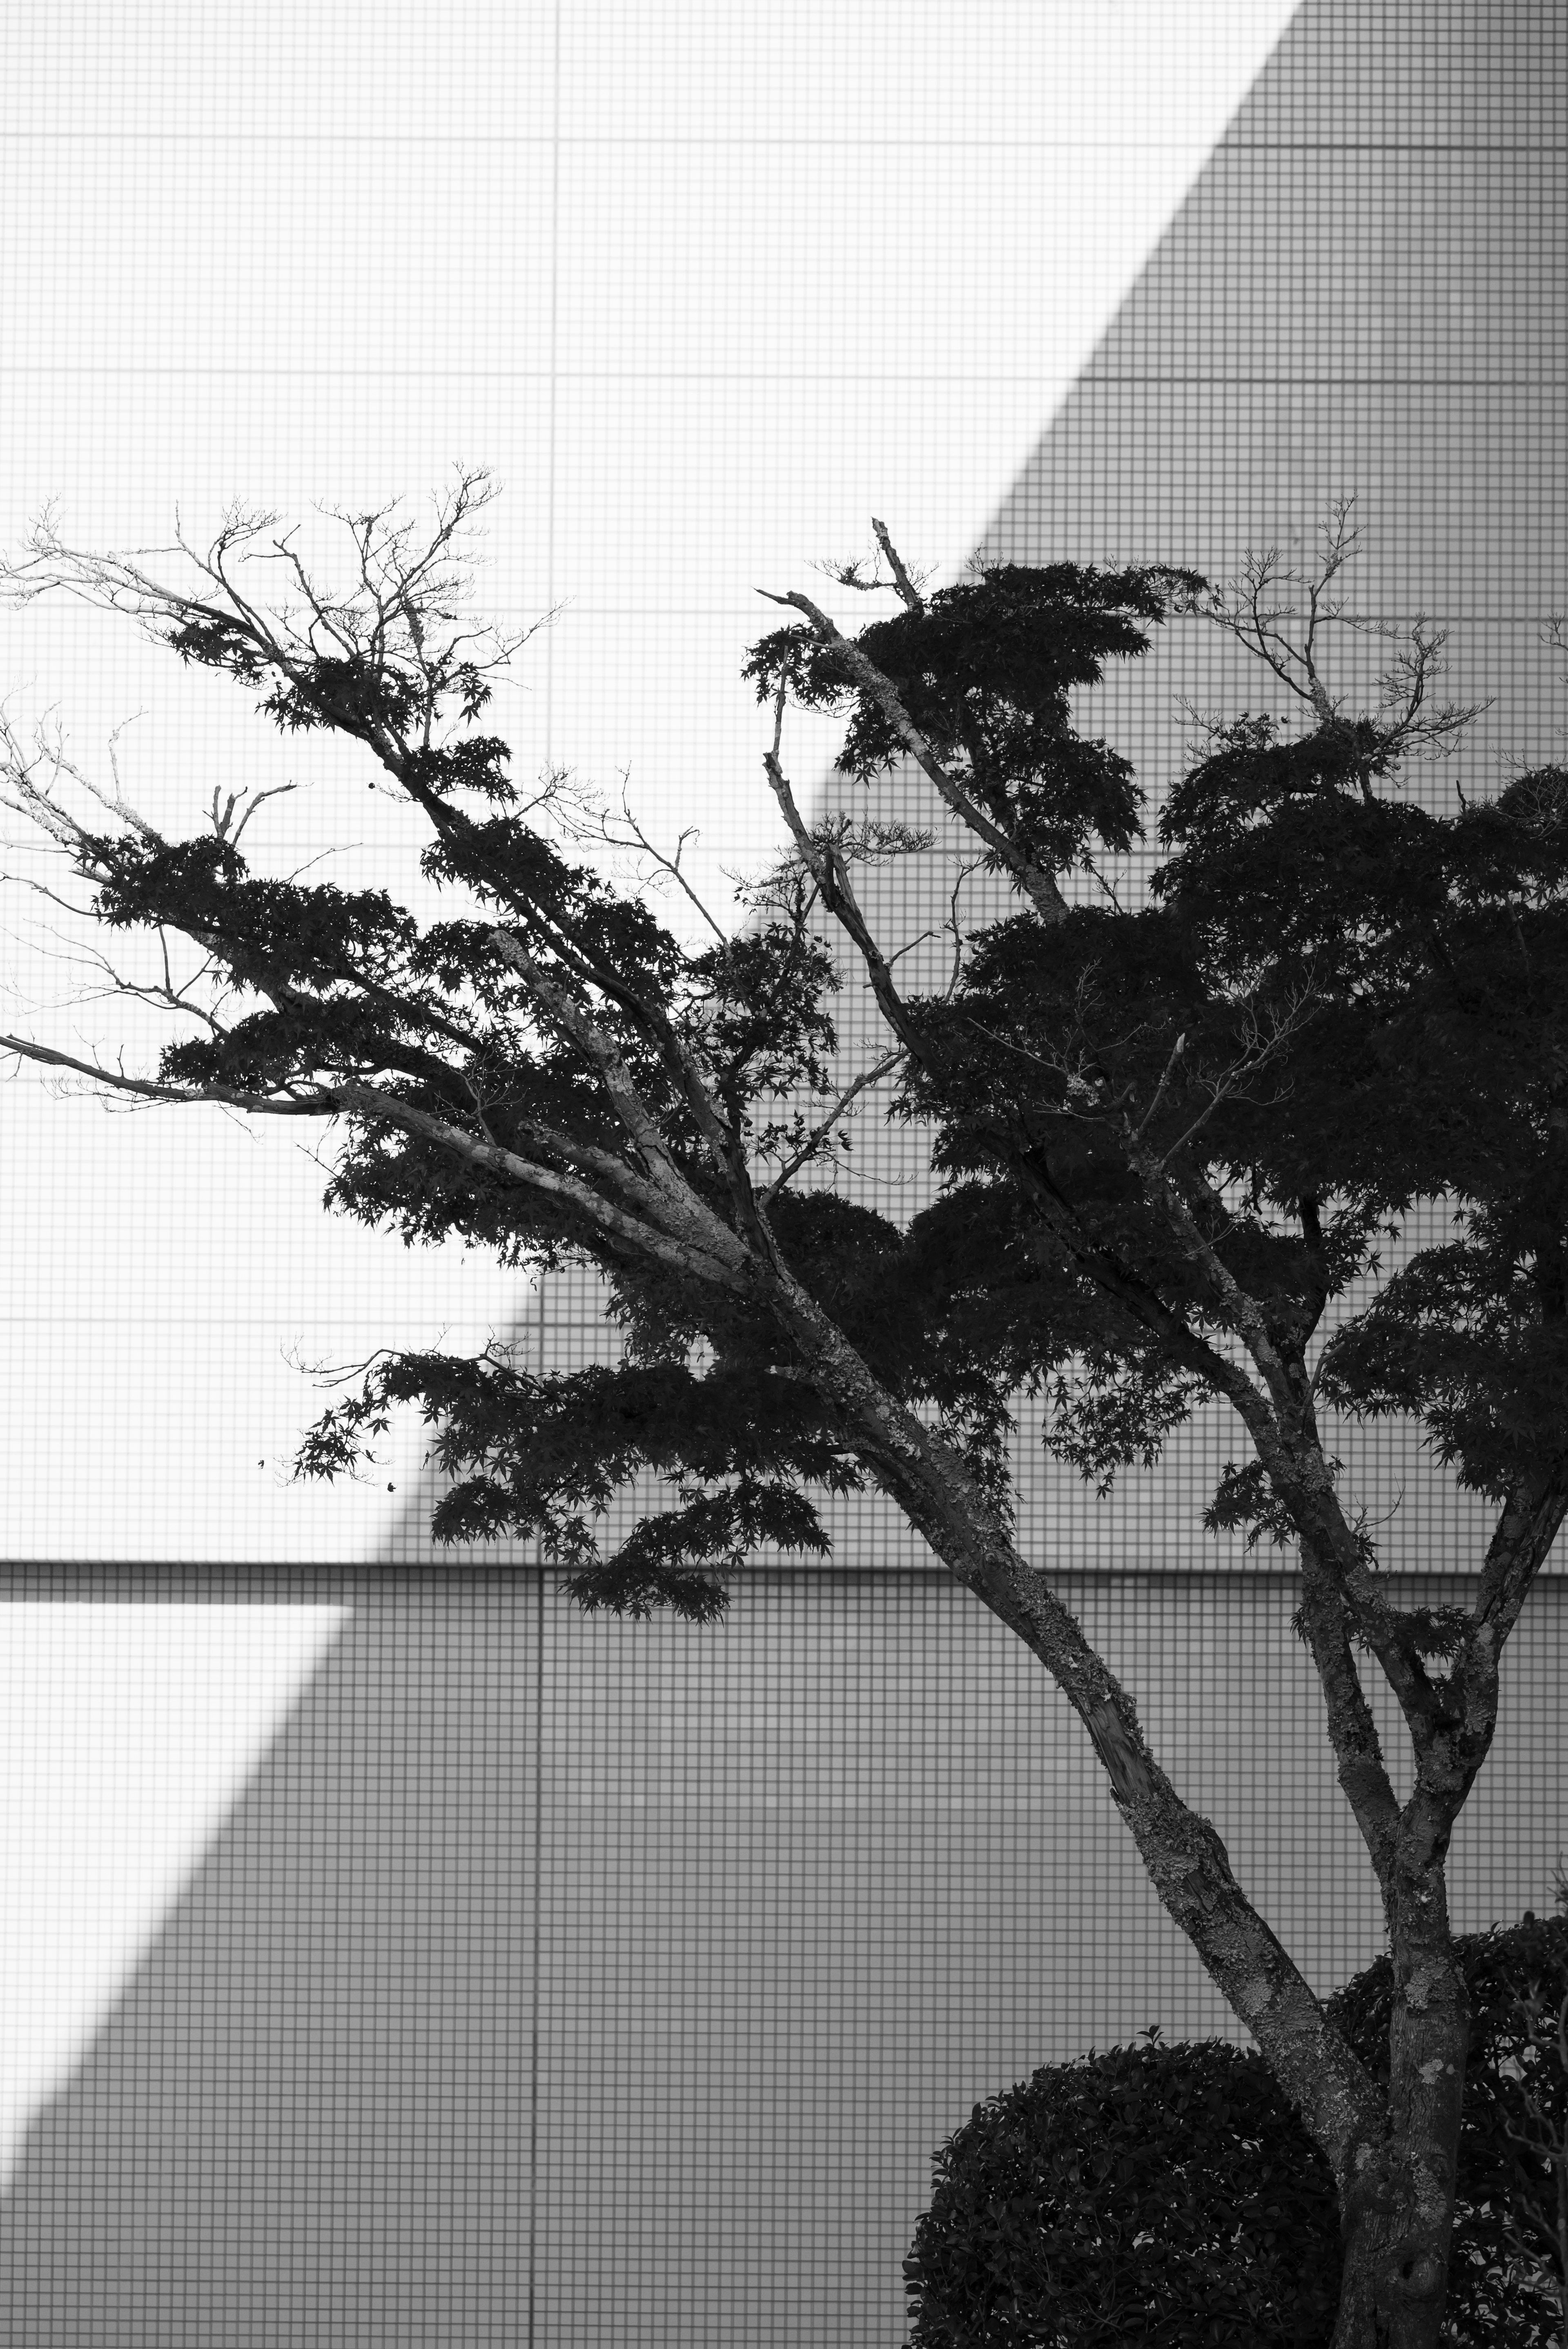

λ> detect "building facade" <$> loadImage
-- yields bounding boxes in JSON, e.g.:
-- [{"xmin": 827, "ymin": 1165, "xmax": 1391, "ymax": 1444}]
[{"xmin": 2, "ymin": 5, "xmax": 1564, "ymax": 2343}]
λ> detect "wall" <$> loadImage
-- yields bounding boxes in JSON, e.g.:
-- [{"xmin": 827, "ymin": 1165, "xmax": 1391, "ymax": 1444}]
[{"xmin": 2, "ymin": 4, "xmax": 1564, "ymax": 2343}]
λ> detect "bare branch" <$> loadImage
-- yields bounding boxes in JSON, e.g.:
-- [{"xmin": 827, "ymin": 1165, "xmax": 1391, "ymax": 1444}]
[
  {"xmin": 1364, "ymin": 615, "xmax": 1490, "ymax": 758},
  {"xmin": 0, "ymin": 1030, "xmax": 330, "ymax": 1110},
  {"xmin": 1, "ymin": 470, "xmax": 546, "ymax": 782},
  {"xmin": 564, "ymin": 773, "xmax": 729, "ymax": 945},
  {"xmin": 811, "ymin": 521, "xmax": 935, "ymax": 604},
  {"xmin": 1202, "ymin": 503, "xmax": 1359, "ymax": 724},
  {"xmin": 870, "ymin": 518, "xmax": 925, "ymax": 613},
  {"xmin": 1202, "ymin": 495, "xmax": 1489, "ymax": 765},
  {"xmin": 762, "ymin": 695, "xmax": 929, "ymax": 1074},
  {"xmin": 1134, "ymin": 1028, "xmax": 1188, "ymax": 1140},
  {"xmin": 0, "ymin": 706, "xmax": 165, "ymax": 854},
  {"xmin": 760, "ymin": 1046, "xmax": 907, "ymax": 1205},
  {"xmin": 209, "ymin": 778, "xmax": 298, "ymax": 847},
  {"xmin": 940, "ymin": 852, "xmax": 984, "ymax": 1001}
]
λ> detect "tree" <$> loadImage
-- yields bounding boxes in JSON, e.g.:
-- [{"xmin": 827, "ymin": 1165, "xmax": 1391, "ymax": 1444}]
[{"xmin": 2, "ymin": 472, "xmax": 1564, "ymax": 2347}]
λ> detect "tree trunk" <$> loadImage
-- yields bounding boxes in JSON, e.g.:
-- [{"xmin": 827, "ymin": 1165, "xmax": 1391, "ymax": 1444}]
[
  {"xmin": 762, "ymin": 1267, "xmax": 1480, "ymax": 2347},
  {"xmin": 1331, "ymin": 2201, "xmax": 1451, "ymax": 2349},
  {"xmin": 1327, "ymin": 1897, "xmax": 1470, "ymax": 2349}
]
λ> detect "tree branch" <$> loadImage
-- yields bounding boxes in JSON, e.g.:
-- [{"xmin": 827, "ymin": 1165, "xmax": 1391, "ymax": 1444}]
[
  {"xmin": 759, "ymin": 1046, "xmax": 906, "ymax": 1205},
  {"xmin": 756, "ymin": 585, "xmax": 1071, "ymax": 926},
  {"xmin": 1293, "ymin": 1540, "xmax": 1403, "ymax": 1904},
  {"xmin": 0, "ymin": 1027, "xmax": 757, "ymax": 1295}
]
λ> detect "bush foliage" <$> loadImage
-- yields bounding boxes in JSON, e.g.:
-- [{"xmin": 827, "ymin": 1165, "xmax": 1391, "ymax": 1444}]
[
  {"xmin": 904, "ymin": 1913, "xmax": 1568, "ymax": 2349},
  {"xmin": 902, "ymin": 2032, "xmax": 1341, "ymax": 2347}
]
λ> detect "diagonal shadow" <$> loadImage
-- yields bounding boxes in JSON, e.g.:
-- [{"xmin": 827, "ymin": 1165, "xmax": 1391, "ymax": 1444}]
[{"xmin": 2, "ymin": 5, "xmax": 1565, "ymax": 2343}]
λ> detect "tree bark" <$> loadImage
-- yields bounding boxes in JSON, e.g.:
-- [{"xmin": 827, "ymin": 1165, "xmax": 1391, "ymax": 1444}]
[{"xmin": 1328, "ymin": 1885, "xmax": 1469, "ymax": 2349}]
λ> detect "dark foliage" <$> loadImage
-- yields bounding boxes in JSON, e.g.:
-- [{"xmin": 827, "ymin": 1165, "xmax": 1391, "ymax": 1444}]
[
  {"xmin": 904, "ymin": 1914, "xmax": 1568, "ymax": 2348},
  {"xmin": 745, "ymin": 562, "xmax": 1205, "ymax": 876},
  {"xmin": 294, "ymin": 1341, "xmax": 864, "ymax": 1620},
  {"xmin": 901, "ymin": 2033, "xmax": 1343, "ymax": 2347},
  {"xmin": 16, "ymin": 501, "xmax": 1566, "ymax": 1590}
]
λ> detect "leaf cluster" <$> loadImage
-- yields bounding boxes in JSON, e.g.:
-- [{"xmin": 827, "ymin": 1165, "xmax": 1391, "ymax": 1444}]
[
  {"xmin": 885, "ymin": 700, "xmax": 1568, "ymax": 1513},
  {"xmin": 291, "ymin": 1185, "xmax": 1087, "ymax": 1600},
  {"xmin": 295, "ymin": 1340, "xmax": 865, "ymax": 1620},
  {"xmin": 746, "ymin": 561, "xmax": 1204, "ymax": 873}
]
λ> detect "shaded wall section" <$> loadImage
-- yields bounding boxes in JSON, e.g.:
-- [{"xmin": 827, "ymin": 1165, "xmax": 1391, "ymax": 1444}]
[
  {"xmin": 1, "ymin": 1576, "xmax": 541, "ymax": 2347},
  {"xmin": 0, "ymin": 1567, "xmax": 1563, "ymax": 2348}
]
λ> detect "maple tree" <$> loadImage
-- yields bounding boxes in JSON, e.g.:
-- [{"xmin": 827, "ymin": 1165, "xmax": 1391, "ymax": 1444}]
[{"xmin": 3, "ymin": 473, "xmax": 1565, "ymax": 2346}]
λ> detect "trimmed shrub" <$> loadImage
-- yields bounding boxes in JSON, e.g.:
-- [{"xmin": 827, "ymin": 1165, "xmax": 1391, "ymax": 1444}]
[
  {"xmin": 901, "ymin": 2030, "xmax": 1342, "ymax": 2347},
  {"xmin": 903, "ymin": 1910, "xmax": 1568, "ymax": 2349}
]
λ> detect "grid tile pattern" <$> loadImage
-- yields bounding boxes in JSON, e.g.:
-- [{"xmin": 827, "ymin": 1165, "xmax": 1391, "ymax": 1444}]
[
  {"xmin": 0, "ymin": 1565, "xmax": 1561, "ymax": 2345},
  {"xmin": 2, "ymin": 3, "xmax": 1564, "ymax": 2345}
]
